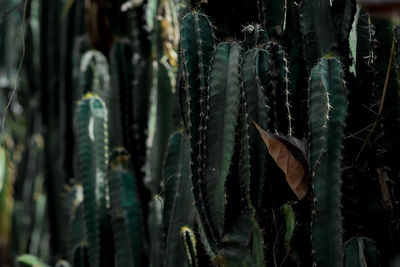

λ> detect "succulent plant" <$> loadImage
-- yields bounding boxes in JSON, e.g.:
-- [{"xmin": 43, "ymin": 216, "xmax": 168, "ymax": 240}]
[{"xmin": 5, "ymin": 1, "xmax": 400, "ymax": 267}]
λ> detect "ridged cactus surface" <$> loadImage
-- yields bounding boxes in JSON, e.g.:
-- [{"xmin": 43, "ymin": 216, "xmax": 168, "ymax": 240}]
[{"xmin": 309, "ymin": 57, "xmax": 348, "ymax": 267}]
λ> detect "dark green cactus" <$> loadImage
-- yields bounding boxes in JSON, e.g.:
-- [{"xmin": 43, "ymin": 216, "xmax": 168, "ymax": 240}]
[
  {"xmin": 241, "ymin": 48, "xmax": 268, "ymax": 209},
  {"xmin": 72, "ymin": 35, "xmax": 91, "ymax": 105},
  {"xmin": 131, "ymin": 44, "xmax": 153, "ymax": 192},
  {"xmin": 9, "ymin": 1, "xmax": 400, "ymax": 266},
  {"xmin": 300, "ymin": 0, "xmax": 353, "ymax": 68},
  {"xmin": 162, "ymin": 131, "xmax": 194, "ymax": 267},
  {"xmin": 78, "ymin": 50, "xmax": 110, "ymax": 101},
  {"xmin": 285, "ymin": 0, "xmax": 308, "ymax": 138},
  {"xmin": 64, "ymin": 183, "xmax": 86, "ymax": 261},
  {"xmin": 344, "ymin": 237, "xmax": 380, "ymax": 267},
  {"xmin": 148, "ymin": 196, "xmax": 163, "ymax": 267},
  {"xmin": 261, "ymin": 0, "xmax": 285, "ymax": 36},
  {"xmin": 264, "ymin": 42, "xmax": 292, "ymax": 135},
  {"xmin": 75, "ymin": 93, "xmax": 109, "ymax": 267},
  {"xmin": 181, "ymin": 226, "xmax": 198, "ymax": 267},
  {"xmin": 204, "ymin": 42, "xmax": 241, "ymax": 237},
  {"xmin": 180, "ymin": 16, "xmax": 267, "ymax": 264},
  {"xmin": 148, "ymin": 62, "xmax": 175, "ymax": 194},
  {"xmin": 108, "ymin": 150, "xmax": 137, "ymax": 267},
  {"xmin": 180, "ymin": 11, "xmax": 216, "ymax": 244},
  {"xmin": 309, "ymin": 57, "xmax": 348, "ymax": 267},
  {"xmin": 242, "ymin": 24, "xmax": 268, "ymax": 50},
  {"xmin": 300, "ymin": 0, "xmax": 338, "ymax": 67},
  {"xmin": 108, "ymin": 41, "xmax": 130, "ymax": 150},
  {"xmin": 109, "ymin": 149, "xmax": 142, "ymax": 267},
  {"xmin": 72, "ymin": 244, "xmax": 90, "ymax": 267}
]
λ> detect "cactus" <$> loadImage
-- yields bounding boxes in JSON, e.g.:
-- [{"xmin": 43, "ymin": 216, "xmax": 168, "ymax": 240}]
[
  {"xmin": 264, "ymin": 42, "xmax": 292, "ymax": 135},
  {"xmin": 261, "ymin": 0, "xmax": 285, "ymax": 36},
  {"xmin": 241, "ymin": 48, "xmax": 268, "ymax": 209},
  {"xmin": 344, "ymin": 237, "xmax": 380, "ymax": 267},
  {"xmin": 180, "ymin": 11, "xmax": 216, "ymax": 244},
  {"xmin": 108, "ymin": 150, "xmax": 136, "ymax": 267},
  {"xmin": 73, "ymin": 244, "xmax": 90, "ymax": 267},
  {"xmin": 300, "ymin": 0, "xmax": 354, "ymax": 68},
  {"xmin": 242, "ymin": 24, "xmax": 268, "ymax": 50},
  {"xmin": 109, "ymin": 149, "xmax": 142, "ymax": 267},
  {"xmin": 148, "ymin": 195, "xmax": 164, "ymax": 267},
  {"xmin": 148, "ymin": 62, "xmax": 175, "ymax": 194},
  {"xmin": 78, "ymin": 50, "xmax": 110, "ymax": 101},
  {"xmin": 108, "ymin": 41, "xmax": 130, "ymax": 150},
  {"xmin": 7, "ymin": 1, "xmax": 400, "ymax": 267},
  {"xmin": 204, "ymin": 42, "xmax": 241, "ymax": 237},
  {"xmin": 309, "ymin": 57, "xmax": 348, "ymax": 267},
  {"xmin": 180, "ymin": 17, "xmax": 266, "ymax": 264},
  {"xmin": 181, "ymin": 226, "xmax": 198, "ymax": 267},
  {"xmin": 162, "ymin": 131, "xmax": 194, "ymax": 267},
  {"xmin": 75, "ymin": 93, "xmax": 109, "ymax": 267},
  {"xmin": 64, "ymin": 183, "xmax": 86, "ymax": 261}
]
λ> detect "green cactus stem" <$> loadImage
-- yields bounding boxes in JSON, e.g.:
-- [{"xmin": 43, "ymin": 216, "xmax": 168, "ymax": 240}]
[
  {"xmin": 344, "ymin": 237, "xmax": 380, "ymax": 267},
  {"xmin": 162, "ymin": 132, "xmax": 194, "ymax": 267},
  {"xmin": 109, "ymin": 149, "xmax": 142, "ymax": 267},
  {"xmin": 180, "ymin": 11, "xmax": 216, "ymax": 244},
  {"xmin": 75, "ymin": 93, "xmax": 109, "ymax": 267},
  {"xmin": 204, "ymin": 42, "xmax": 241, "ymax": 237},
  {"xmin": 148, "ymin": 61, "xmax": 175, "ymax": 194},
  {"xmin": 181, "ymin": 226, "xmax": 199, "ymax": 267},
  {"xmin": 300, "ymin": 0, "xmax": 338, "ymax": 67},
  {"xmin": 309, "ymin": 57, "xmax": 348, "ymax": 267},
  {"xmin": 64, "ymin": 183, "xmax": 86, "ymax": 261},
  {"xmin": 265, "ymin": 42, "xmax": 292, "ymax": 135},
  {"xmin": 73, "ymin": 244, "xmax": 90, "ymax": 267},
  {"xmin": 78, "ymin": 50, "xmax": 110, "ymax": 101},
  {"xmin": 108, "ymin": 150, "xmax": 138, "ymax": 267},
  {"xmin": 241, "ymin": 48, "xmax": 268, "ymax": 209},
  {"xmin": 108, "ymin": 40, "xmax": 131, "ymax": 150},
  {"xmin": 261, "ymin": 0, "xmax": 285, "ymax": 36}
]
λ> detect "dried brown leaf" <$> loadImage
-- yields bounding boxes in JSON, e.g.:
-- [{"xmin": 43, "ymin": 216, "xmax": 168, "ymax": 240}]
[
  {"xmin": 377, "ymin": 168, "xmax": 394, "ymax": 214},
  {"xmin": 254, "ymin": 123, "xmax": 309, "ymax": 200}
]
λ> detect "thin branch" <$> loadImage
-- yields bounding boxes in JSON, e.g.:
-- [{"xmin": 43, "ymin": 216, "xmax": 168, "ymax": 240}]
[{"xmin": 356, "ymin": 39, "xmax": 395, "ymax": 160}]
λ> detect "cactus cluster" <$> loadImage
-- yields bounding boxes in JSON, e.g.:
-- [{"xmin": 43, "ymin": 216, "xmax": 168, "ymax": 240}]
[{"xmin": 2, "ymin": 0, "xmax": 400, "ymax": 267}]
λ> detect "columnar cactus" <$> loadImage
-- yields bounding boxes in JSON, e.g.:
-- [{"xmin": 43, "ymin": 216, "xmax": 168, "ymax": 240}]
[
  {"xmin": 8, "ymin": 1, "xmax": 400, "ymax": 267},
  {"xmin": 309, "ymin": 57, "xmax": 348, "ymax": 267},
  {"xmin": 75, "ymin": 93, "xmax": 109, "ymax": 267},
  {"xmin": 162, "ymin": 131, "xmax": 194, "ymax": 267},
  {"xmin": 180, "ymin": 11, "xmax": 216, "ymax": 244}
]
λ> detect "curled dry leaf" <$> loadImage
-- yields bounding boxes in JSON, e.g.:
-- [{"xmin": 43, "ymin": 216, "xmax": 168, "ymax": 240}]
[{"xmin": 254, "ymin": 122, "xmax": 309, "ymax": 200}]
